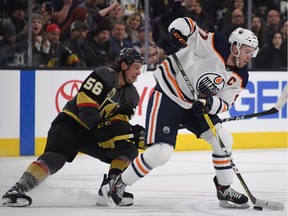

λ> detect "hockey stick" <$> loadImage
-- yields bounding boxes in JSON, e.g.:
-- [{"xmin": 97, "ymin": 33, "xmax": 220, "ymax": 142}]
[
  {"xmin": 171, "ymin": 53, "xmax": 284, "ymax": 211},
  {"xmin": 221, "ymin": 84, "xmax": 287, "ymax": 122},
  {"xmin": 114, "ymin": 131, "xmax": 144, "ymax": 141}
]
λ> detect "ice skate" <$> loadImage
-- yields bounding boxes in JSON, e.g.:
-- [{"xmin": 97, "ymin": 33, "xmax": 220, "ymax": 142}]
[
  {"xmin": 97, "ymin": 174, "xmax": 133, "ymax": 206},
  {"xmin": 1, "ymin": 183, "xmax": 32, "ymax": 207},
  {"xmin": 213, "ymin": 176, "xmax": 250, "ymax": 209},
  {"xmin": 101, "ymin": 174, "xmax": 127, "ymax": 207}
]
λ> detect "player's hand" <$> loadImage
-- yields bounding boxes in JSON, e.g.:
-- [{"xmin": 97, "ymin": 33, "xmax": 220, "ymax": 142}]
[
  {"xmin": 96, "ymin": 120, "xmax": 115, "ymax": 148},
  {"xmin": 130, "ymin": 124, "xmax": 146, "ymax": 150},
  {"xmin": 192, "ymin": 97, "xmax": 213, "ymax": 117},
  {"xmin": 159, "ymin": 29, "xmax": 188, "ymax": 55}
]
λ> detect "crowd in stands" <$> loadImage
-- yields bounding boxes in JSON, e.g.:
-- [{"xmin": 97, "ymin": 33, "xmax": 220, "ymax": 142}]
[{"xmin": 0, "ymin": 0, "xmax": 287, "ymax": 70}]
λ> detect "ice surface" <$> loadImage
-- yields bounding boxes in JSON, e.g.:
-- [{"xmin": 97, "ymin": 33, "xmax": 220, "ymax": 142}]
[{"xmin": 0, "ymin": 149, "xmax": 287, "ymax": 216}]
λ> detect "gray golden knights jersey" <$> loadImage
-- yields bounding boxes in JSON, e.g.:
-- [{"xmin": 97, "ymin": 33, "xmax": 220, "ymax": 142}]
[
  {"xmin": 62, "ymin": 66, "xmax": 139, "ymax": 130},
  {"xmin": 154, "ymin": 17, "xmax": 249, "ymax": 115}
]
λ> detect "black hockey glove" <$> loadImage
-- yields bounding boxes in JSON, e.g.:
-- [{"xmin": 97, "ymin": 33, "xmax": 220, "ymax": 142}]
[
  {"xmin": 192, "ymin": 97, "xmax": 213, "ymax": 118},
  {"xmin": 159, "ymin": 29, "xmax": 188, "ymax": 55},
  {"xmin": 130, "ymin": 124, "xmax": 146, "ymax": 150},
  {"xmin": 96, "ymin": 120, "xmax": 115, "ymax": 148}
]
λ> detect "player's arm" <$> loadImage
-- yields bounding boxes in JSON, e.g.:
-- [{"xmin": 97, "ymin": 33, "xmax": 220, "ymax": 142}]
[
  {"xmin": 76, "ymin": 69, "xmax": 113, "ymax": 129},
  {"xmin": 159, "ymin": 17, "xmax": 196, "ymax": 55}
]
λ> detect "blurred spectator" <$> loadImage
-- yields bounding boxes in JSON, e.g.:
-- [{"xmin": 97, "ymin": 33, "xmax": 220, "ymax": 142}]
[
  {"xmin": 133, "ymin": 25, "xmax": 164, "ymax": 71},
  {"xmin": 14, "ymin": 13, "xmax": 49, "ymax": 67},
  {"xmin": 218, "ymin": 0, "xmax": 245, "ymax": 32},
  {"xmin": 148, "ymin": 0, "xmax": 175, "ymax": 21},
  {"xmin": 221, "ymin": 8, "xmax": 246, "ymax": 40},
  {"xmin": 120, "ymin": 0, "xmax": 144, "ymax": 20},
  {"xmin": 77, "ymin": 0, "xmax": 104, "ymax": 32},
  {"xmin": 252, "ymin": 0, "xmax": 278, "ymax": 21},
  {"xmin": 84, "ymin": 22, "xmax": 113, "ymax": 67},
  {"xmin": 106, "ymin": 4, "xmax": 125, "ymax": 27},
  {"xmin": 60, "ymin": 7, "xmax": 88, "ymax": 42},
  {"xmin": 109, "ymin": 20, "xmax": 133, "ymax": 61},
  {"xmin": 254, "ymin": 31, "xmax": 287, "ymax": 69},
  {"xmin": 151, "ymin": 0, "xmax": 190, "ymax": 43},
  {"xmin": 77, "ymin": 0, "xmax": 120, "ymax": 33},
  {"xmin": 42, "ymin": 23, "xmax": 81, "ymax": 67},
  {"xmin": 264, "ymin": 9, "xmax": 282, "ymax": 45},
  {"xmin": 1, "ymin": 0, "xmax": 27, "ymax": 41},
  {"xmin": 0, "ymin": 21, "xmax": 26, "ymax": 66},
  {"xmin": 190, "ymin": 0, "xmax": 215, "ymax": 32},
  {"xmin": 281, "ymin": 20, "xmax": 287, "ymax": 46},
  {"xmin": 280, "ymin": 19, "xmax": 287, "ymax": 64},
  {"xmin": 63, "ymin": 21, "xmax": 89, "ymax": 67},
  {"xmin": 251, "ymin": 15, "xmax": 266, "ymax": 49},
  {"xmin": 49, "ymin": 0, "xmax": 79, "ymax": 26},
  {"xmin": 125, "ymin": 12, "xmax": 143, "ymax": 43}
]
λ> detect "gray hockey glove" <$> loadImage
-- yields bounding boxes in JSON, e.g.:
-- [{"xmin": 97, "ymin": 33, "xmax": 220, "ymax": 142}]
[
  {"xmin": 192, "ymin": 97, "xmax": 213, "ymax": 117},
  {"xmin": 130, "ymin": 124, "xmax": 146, "ymax": 150},
  {"xmin": 159, "ymin": 29, "xmax": 188, "ymax": 55},
  {"xmin": 96, "ymin": 120, "xmax": 115, "ymax": 148}
]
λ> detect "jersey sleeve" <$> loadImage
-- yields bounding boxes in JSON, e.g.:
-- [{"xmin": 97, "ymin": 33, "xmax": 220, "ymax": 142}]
[
  {"xmin": 76, "ymin": 67, "xmax": 117, "ymax": 129},
  {"xmin": 168, "ymin": 17, "xmax": 196, "ymax": 37}
]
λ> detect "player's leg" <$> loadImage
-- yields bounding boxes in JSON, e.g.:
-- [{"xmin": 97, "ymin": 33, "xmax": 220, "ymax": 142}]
[
  {"xmin": 201, "ymin": 123, "xmax": 249, "ymax": 209},
  {"xmin": 95, "ymin": 140, "xmax": 138, "ymax": 206},
  {"xmin": 1, "ymin": 151, "xmax": 67, "ymax": 207},
  {"xmin": 1, "ymin": 113, "xmax": 79, "ymax": 207},
  {"xmin": 101, "ymin": 89, "xmax": 181, "ymax": 206}
]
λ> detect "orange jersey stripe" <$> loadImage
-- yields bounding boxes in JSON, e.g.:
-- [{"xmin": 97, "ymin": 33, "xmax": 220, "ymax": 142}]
[
  {"xmin": 135, "ymin": 156, "xmax": 149, "ymax": 174},
  {"xmin": 163, "ymin": 60, "xmax": 189, "ymax": 103},
  {"xmin": 148, "ymin": 91, "xmax": 161, "ymax": 143},
  {"xmin": 187, "ymin": 17, "xmax": 195, "ymax": 34},
  {"xmin": 213, "ymin": 159, "xmax": 229, "ymax": 165}
]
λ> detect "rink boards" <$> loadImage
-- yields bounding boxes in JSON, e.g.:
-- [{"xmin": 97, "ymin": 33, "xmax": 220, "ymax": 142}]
[{"xmin": 0, "ymin": 69, "xmax": 287, "ymax": 156}]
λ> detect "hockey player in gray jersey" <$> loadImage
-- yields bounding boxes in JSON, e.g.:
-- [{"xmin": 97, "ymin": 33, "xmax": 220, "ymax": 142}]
[
  {"xmin": 1, "ymin": 48, "xmax": 145, "ymax": 207},
  {"xmin": 102, "ymin": 17, "xmax": 259, "ymax": 209}
]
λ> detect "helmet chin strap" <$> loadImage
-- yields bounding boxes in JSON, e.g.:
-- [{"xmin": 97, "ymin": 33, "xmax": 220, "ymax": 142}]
[{"xmin": 231, "ymin": 45, "xmax": 241, "ymax": 68}]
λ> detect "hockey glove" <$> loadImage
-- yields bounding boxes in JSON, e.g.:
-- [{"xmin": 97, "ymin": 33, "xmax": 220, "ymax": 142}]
[
  {"xmin": 96, "ymin": 120, "xmax": 115, "ymax": 148},
  {"xmin": 192, "ymin": 97, "xmax": 213, "ymax": 118},
  {"xmin": 130, "ymin": 124, "xmax": 146, "ymax": 150},
  {"xmin": 159, "ymin": 29, "xmax": 188, "ymax": 55}
]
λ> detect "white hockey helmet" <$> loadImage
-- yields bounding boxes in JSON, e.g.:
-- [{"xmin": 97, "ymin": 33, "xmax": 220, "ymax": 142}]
[{"xmin": 229, "ymin": 27, "xmax": 259, "ymax": 58}]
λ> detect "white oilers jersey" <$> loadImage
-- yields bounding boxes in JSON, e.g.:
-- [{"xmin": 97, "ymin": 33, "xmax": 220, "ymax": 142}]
[{"xmin": 154, "ymin": 17, "xmax": 249, "ymax": 114}]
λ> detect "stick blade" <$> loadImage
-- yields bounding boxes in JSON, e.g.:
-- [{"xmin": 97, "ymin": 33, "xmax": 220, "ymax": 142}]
[
  {"xmin": 255, "ymin": 199, "xmax": 284, "ymax": 211},
  {"xmin": 274, "ymin": 84, "xmax": 288, "ymax": 111}
]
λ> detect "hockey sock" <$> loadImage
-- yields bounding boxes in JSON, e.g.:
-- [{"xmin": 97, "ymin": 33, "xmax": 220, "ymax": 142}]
[
  {"xmin": 109, "ymin": 157, "xmax": 131, "ymax": 177},
  {"xmin": 18, "ymin": 161, "xmax": 51, "ymax": 192},
  {"xmin": 212, "ymin": 154, "xmax": 233, "ymax": 186}
]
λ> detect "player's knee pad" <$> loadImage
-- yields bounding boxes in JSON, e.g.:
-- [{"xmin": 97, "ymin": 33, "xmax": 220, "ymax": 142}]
[
  {"xmin": 37, "ymin": 151, "xmax": 67, "ymax": 174},
  {"xmin": 200, "ymin": 123, "xmax": 233, "ymax": 155},
  {"xmin": 143, "ymin": 143, "xmax": 173, "ymax": 168}
]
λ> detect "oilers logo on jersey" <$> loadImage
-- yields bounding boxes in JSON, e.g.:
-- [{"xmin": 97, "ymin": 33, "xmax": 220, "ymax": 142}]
[{"xmin": 196, "ymin": 73, "xmax": 225, "ymax": 97}]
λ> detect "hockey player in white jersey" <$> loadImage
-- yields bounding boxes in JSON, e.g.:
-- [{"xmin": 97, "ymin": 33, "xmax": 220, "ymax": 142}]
[{"xmin": 102, "ymin": 17, "xmax": 259, "ymax": 209}]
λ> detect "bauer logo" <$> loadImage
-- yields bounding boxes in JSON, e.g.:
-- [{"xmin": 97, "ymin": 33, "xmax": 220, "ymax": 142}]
[{"xmin": 55, "ymin": 80, "xmax": 83, "ymax": 113}]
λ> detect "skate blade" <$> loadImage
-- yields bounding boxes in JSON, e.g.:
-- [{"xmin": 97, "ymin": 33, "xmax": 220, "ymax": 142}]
[
  {"xmin": 1, "ymin": 198, "xmax": 30, "ymax": 207},
  {"xmin": 96, "ymin": 195, "xmax": 133, "ymax": 207},
  {"xmin": 219, "ymin": 200, "xmax": 250, "ymax": 209},
  {"xmin": 101, "ymin": 184, "xmax": 117, "ymax": 208}
]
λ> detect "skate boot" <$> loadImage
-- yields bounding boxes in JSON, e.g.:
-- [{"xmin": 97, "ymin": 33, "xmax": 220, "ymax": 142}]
[
  {"xmin": 213, "ymin": 176, "xmax": 249, "ymax": 209},
  {"xmin": 101, "ymin": 174, "xmax": 127, "ymax": 207},
  {"xmin": 1, "ymin": 183, "xmax": 32, "ymax": 207},
  {"xmin": 97, "ymin": 174, "xmax": 132, "ymax": 206}
]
